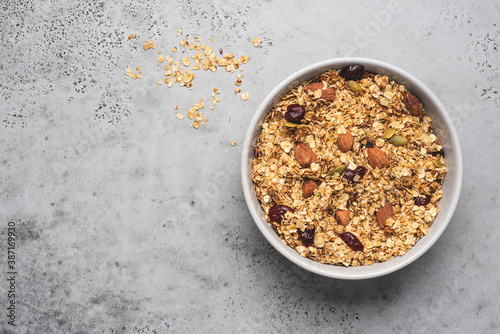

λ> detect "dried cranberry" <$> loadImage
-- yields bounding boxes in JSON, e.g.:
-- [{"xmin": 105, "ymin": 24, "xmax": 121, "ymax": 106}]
[
  {"xmin": 284, "ymin": 104, "xmax": 306, "ymax": 123},
  {"xmin": 268, "ymin": 204, "xmax": 294, "ymax": 224},
  {"xmin": 339, "ymin": 64, "xmax": 365, "ymax": 80},
  {"xmin": 414, "ymin": 196, "xmax": 431, "ymax": 206},
  {"xmin": 344, "ymin": 166, "xmax": 367, "ymax": 183},
  {"xmin": 339, "ymin": 232, "xmax": 364, "ymax": 251},
  {"xmin": 299, "ymin": 228, "xmax": 315, "ymax": 247},
  {"xmin": 428, "ymin": 149, "xmax": 445, "ymax": 157}
]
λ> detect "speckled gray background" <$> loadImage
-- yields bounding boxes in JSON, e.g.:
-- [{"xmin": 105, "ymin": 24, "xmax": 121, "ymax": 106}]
[{"xmin": 1, "ymin": 0, "xmax": 499, "ymax": 333}]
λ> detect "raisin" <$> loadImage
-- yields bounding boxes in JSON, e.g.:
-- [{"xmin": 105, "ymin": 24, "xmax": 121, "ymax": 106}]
[
  {"xmin": 414, "ymin": 196, "xmax": 431, "ymax": 206},
  {"xmin": 339, "ymin": 64, "xmax": 365, "ymax": 80},
  {"xmin": 268, "ymin": 204, "xmax": 294, "ymax": 224},
  {"xmin": 339, "ymin": 232, "xmax": 364, "ymax": 251},
  {"xmin": 284, "ymin": 104, "xmax": 306, "ymax": 123},
  {"xmin": 344, "ymin": 166, "xmax": 367, "ymax": 183},
  {"xmin": 299, "ymin": 227, "xmax": 315, "ymax": 247},
  {"xmin": 428, "ymin": 149, "xmax": 445, "ymax": 157}
]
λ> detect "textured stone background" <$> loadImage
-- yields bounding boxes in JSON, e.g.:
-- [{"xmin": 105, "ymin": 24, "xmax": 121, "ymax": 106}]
[{"xmin": 0, "ymin": 0, "xmax": 499, "ymax": 333}]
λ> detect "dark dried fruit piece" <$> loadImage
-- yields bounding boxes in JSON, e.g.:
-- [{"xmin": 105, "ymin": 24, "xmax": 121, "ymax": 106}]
[
  {"xmin": 344, "ymin": 166, "xmax": 367, "ymax": 183},
  {"xmin": 303, "ymin": 180, "xmax": 318, "ymax": 198},
  {"xmin": 268, "ymin": 204, "xmax": 294, "ymax": 224},
  {"xmin": 299, "ymin": 227, "xmax": 315, "ymax": 247},
  {"xmin": 339, "ymin": 64, "xmax": 365, "ymax": 80},
  {"xmin": 285, "ymin": 104, "xmax": 306, "ymax": 123},
  {"xmin": 403, "ymin": 92, "xmax": 425, "ymax": 117},
  {"xmin": 428, "ymin": 149, "xmax": 445, "ymax": 157},
  {"xmin": 339, "ymin": 232, "xmax": 364, "ymax": 251},
  {"xmin": 414, "ymin": 196, "xmax": 431, "ymax": 206}
]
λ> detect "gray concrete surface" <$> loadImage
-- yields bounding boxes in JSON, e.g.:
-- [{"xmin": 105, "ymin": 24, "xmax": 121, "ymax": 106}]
[{"xmin": 1, "ymin": 0, "xmax": 499, "ymax": 333}]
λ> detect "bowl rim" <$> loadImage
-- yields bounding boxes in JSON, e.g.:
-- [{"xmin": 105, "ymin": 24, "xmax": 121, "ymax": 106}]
[{"xmin": 241, "ymin": 57, "xmax": 463, "ymax": 279}]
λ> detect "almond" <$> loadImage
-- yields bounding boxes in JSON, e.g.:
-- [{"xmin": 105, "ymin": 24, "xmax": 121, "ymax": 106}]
[
  {"xmin": 303, "ymin": 180, "xmax": 318, "ymax": 198},
  {"xmin": 376, "ymin": 199, "xmax": 394, "ymax": 228},
  {"xmin": 293, "ymin": 142, "xmax": 317, "ymax": 168},
  {"xmin": 335, "ymin": 209, "xmax": 350, "ymax": 226},
  {"xmin": 337, "ymin": 128, "xmax": 354, "ymax": 153},
  {"xmin": 367, "ymin": 146, "xmax": 390, "ymax": 169},
  {"xmin": 305, "ymin": 82, "xmax": 336, "ymax": 101},
  {"xmin": 403, "ymin": 92, "xmax": 425, "ymax": 117}
]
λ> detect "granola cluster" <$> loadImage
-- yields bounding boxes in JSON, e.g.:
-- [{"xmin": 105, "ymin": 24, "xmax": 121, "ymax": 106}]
[{"xmin": 252, "ymin": 68, "xmax": 447, "ymax": 266}]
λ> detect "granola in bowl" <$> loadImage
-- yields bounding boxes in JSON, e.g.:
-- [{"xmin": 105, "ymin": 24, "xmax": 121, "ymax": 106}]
[{"xmin": 251, "ymin": 64, "xmax": 448, "ymax": 267}]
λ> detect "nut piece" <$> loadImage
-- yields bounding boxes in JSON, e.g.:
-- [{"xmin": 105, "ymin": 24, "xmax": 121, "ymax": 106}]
[
  {"xmin": 335, "ymin": 209, "xmax": 350, "ymax": 226},
  {"xmin": 303, "ymin": 180, "xmax": 318, "ymax": 198},
  {"xmin": 376, "ymin": 200, "xmax": 394, "ymax": 228},
  {"xmin": 367, "ymin": 146, "xmax": 390, "ymax": 169},
  {"xmin": 403, "ymin": 92, "xmax": 425, "ymax": 117},
  {"xmin": 305, "ymin": 82, "xmax": 336, "ymax": 101},
  {"xmin": 337, "ymin": 128, "xmax": 354, "ymax": 152},
  {"xmin": 293, "ymin": 142, "xmax": 317, "ymax": 168}
]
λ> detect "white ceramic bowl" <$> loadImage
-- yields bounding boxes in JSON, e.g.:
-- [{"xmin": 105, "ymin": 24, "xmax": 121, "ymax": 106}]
[{"xmin": 241, "ymin": 58, "xmax": 463, "ymax": 279}]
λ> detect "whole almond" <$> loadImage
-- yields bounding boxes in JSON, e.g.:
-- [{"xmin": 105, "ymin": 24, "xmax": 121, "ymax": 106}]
[
  {"xmin": 335, "ymin": 209, "xmax": 350, "ymax": 226},
  {"xmin": 337, "ymin": 129, "xmax": 354, "ymax": 153},
  {"xmin": 403, "ymin": 92, "xmax": 425, "ymax": 117},
  {"xmin": 294, "ymin": 142, "xmax": 317, "ymax": 168},
  {"xmin": 376, "ymin": 200, "xmax": 394, "ymax": 228},
  {"xmin": 305, "ymin": 82, "xmax": 336, "ymax": 101},
  {"xmin": 367, "ymin": 146, "xmax": 390, "ymax": 169},
  {"xmin": 303, "ymin": 180, "xmax": 318, "ymax": 198}
]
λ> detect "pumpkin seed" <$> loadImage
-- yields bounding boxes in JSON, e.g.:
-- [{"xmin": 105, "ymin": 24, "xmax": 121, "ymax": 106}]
[
  {"xmin": 390, "ymin": 135, "xmax": 408, "ymax": 146},
  {"xmin": 331, "ymin": 164, "xmax": 347, "ymax": 175},
  {"xmin": 348, "ymin": 80, "xmax": 363, "ymax": 93},
  {"xmin": 285, "ymin": 122, "xmax": 299, "ymax": 128},
  {"xmin": 384, "ymin": 127, "xmax": 396, "ymax": 139},
  {"xmin": 434, "ymin": 158, "xmax": 443, "ymax": 167}
]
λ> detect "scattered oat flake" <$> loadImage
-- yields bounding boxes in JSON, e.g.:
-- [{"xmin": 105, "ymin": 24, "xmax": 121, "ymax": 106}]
[
  {"xmin": 214, "ymin": 87, "xmax": 220, "ymax": 94},
  {"xmin": 240, "ymin": 55, "xmax": 249, "ymax": 63},
  {"xmin": 195, "ymin": 37, "xmax": 200, "ymax": 42},
  {"xmin": 241, "ymin": 92, "xmax": 249, "ymax": 101},
  {"xmin": 252, "ymin": 37, "xmax": 261, "ymax": 47},
  {"xmin": 144, "ymin": 40, "xmax": 156, "ymax": 50},
  {"xmin": 157, "ymin": 81, "xmax": 162, "ymax": 85},
  {"xmin": 176, "ymin": 29, "xmax": 182, "ymax": 36},
  {"xmin": 127, "ymin": 34, "xmax": 136, "ymax": 40},
  {"xmin": 210, "ymin": 36, "xmax": 214, "ymax": 42},
  {"xmin": 235, "ymin": 88, "xmax": 241, "ymax": 94},
  {"xmin": 235, "ymin": 74, "xmax": 243, "ymax": 86},
  {"xmin": 172, "ymin": 47, "xmax": 177, "ymax": 52},
  {"xmin": 231, "ymin": 141, "xmax": 236, "ymax": 146},
  {"xmin": 174, "ymin": 105, "xmax": 179, "ymax": 110},
  {"xmin": 158, "ymin": 55, "xmax": 165, "ymax": 63},
  {"xmin": 182, "ymin": 57, "xmax": 191, "ymax": 66},
  {"xmin": 176, "ymin": 113, "xmax": 184, "ymax": 119},
  {"xmin": 126, "ymin": 67, "xmax": 141, "ymax": 79}
]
